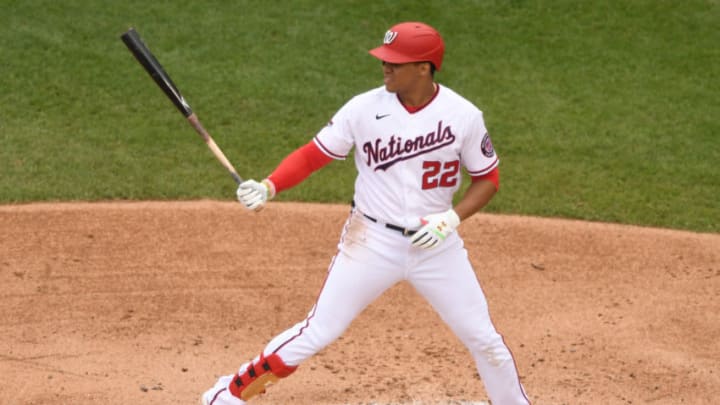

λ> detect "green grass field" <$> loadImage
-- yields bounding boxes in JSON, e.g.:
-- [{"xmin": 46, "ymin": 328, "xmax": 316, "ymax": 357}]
[{"xmin": 1, "ymin": 1, "xmax": 718, "ymax": 232}]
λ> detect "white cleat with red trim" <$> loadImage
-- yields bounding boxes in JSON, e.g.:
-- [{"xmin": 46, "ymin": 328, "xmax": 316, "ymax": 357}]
[{"xmin": 200, "ymin": 374, "xmax": 246, "ymax": 405}]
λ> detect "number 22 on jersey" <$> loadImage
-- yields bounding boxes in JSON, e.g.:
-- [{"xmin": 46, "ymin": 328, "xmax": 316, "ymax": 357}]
[{"xmin": 422, "ymin": 160, "xmax": 459, "ymax": 189}]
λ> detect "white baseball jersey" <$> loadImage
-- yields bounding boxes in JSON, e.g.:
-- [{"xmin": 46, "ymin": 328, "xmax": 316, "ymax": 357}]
[{"xmin": 313, "ymin": 84, "xmax": 498, "ymax": 228}]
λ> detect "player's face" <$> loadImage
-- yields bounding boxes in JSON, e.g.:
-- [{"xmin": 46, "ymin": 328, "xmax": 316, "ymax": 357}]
[{"xmin": 381, "ymin": 61, "xmax": 427, "ymax": 93}]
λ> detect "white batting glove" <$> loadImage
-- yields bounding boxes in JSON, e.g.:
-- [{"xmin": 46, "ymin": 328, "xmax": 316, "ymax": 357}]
[
  {"xmin": 236, "ymin": 179, "xmax": 276, "ymax": 211},
  {"xmin": 410, "ymin": 209, "xmax": 461, "ymax": 249}
]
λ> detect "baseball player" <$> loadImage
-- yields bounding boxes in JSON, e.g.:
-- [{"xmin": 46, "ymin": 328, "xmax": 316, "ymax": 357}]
[{"xmin": 202, "ymin": 22, "xmax": 531, "ymax": 405}]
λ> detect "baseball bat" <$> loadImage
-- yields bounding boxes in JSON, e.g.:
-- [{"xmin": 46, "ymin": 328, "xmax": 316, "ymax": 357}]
[{"xmin": 120, "ymin": 27, "xmax": 243, "ymax": 185}]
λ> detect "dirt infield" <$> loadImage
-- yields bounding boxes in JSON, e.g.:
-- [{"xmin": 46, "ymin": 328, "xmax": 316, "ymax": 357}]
[{"xmin": 1, "ymin": 201, "xmax": 718, "ymax": 405}]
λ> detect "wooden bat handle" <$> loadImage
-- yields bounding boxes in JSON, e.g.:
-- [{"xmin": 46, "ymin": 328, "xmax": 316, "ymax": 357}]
[{"xmin": 187, "ymin": 113, "xmax": 243, "ymax": 185}]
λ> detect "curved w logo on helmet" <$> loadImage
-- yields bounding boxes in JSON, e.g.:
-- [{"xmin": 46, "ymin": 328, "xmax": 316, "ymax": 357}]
[{"xmin": 383, "ymin": 31, "xmax": 398, "ymax": 44}]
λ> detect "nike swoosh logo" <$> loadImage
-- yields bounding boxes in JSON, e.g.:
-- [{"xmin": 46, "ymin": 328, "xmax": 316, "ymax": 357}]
[{"xmin": 375, "ymin": 113, "xmax": 391, "ymax": 120}]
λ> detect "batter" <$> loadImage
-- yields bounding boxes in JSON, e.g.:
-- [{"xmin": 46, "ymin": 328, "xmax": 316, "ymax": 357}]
[{"xmin": 202, "ymin": 21, "xmax": 531, "ymax": 405}]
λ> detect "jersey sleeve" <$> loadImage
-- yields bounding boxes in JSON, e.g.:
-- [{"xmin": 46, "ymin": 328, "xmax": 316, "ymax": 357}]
[
  {"xmin": 267, "ymin": 141, "xmax": 334, "ymax": 193},
  {"xmin": 313, "ymin": 98, "xmax": 356, "ymax": 160},
  {"xmin": 471, "ymin": 166, "xmax": 499, "ymax": 190},
  {"xmin": 461, "ymin": 111, "xmax": 499, "ymax": 176}
]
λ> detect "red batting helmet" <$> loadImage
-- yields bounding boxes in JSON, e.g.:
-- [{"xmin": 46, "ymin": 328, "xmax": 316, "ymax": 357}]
[{"xmin": 368, "ymin": 22, "xmax": 445, "ymax": 71}]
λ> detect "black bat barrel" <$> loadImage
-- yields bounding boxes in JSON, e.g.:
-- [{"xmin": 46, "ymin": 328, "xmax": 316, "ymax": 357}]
[{"xmin": 121, "ymin": 28, "xmax": 193, "ymax": 117}]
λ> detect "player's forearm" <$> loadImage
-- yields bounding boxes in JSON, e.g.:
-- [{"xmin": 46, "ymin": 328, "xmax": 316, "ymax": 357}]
[
  {"xmin": 453, "ymin": 179, "xmax": 497, "ymax": 221},
  {"xmin": 266, "ymin": 141, "xmax": 333, "ymax": 194}
]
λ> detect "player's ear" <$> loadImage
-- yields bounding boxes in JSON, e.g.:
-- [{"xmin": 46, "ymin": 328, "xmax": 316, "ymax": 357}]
[{"xmin": 417, "ymin": 61, "xmax": 432, "ymax": 76}]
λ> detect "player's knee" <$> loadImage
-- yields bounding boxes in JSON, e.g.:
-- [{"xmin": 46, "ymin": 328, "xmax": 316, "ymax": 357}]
[
  {"xmin": 301, "ymin": 317, "xmax": 350, "ymax": 351},
  {"xmin": 228, "ymin": 353, "xmax": 297, "ymax": 401},
  {"xmin": 462, "ymin": 332, "xmax": 512, "ymax": 367},
  {"xmin": 476, "ymin": 339, "xmax": 512, "ymax": 367}
]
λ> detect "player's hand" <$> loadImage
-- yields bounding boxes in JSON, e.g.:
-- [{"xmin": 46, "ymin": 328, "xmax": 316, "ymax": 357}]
[
  {"xmin": 236, "ymin": 179, "xmax": 276, "ymax": 211},
  {"xmin": 410, "ymin": 209, "xmax": 461, "ymax": 249}
]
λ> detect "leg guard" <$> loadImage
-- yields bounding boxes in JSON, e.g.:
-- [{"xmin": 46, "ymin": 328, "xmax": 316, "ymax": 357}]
[{"xmin": 228, "ymin": 353, "xmax": 297, "ymax": 401}]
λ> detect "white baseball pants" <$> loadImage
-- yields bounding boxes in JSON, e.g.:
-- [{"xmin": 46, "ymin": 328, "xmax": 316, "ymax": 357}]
[{"xmin": 260, "ymin": 210, "xmax": 530, "ymax": 404}]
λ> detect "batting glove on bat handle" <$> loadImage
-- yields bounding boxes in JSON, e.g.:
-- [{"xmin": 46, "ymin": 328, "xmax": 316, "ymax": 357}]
[
  {"xmin": 410, "ymin": 208, "xmax": 461, "ymax": 249},
  {"xmin": 236, "ymin": 179, "xmax": 276, "ymax": 211}
]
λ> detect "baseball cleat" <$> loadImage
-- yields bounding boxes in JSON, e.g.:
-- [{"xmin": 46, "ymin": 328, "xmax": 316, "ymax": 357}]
[{"xmin": 201, "ymin": 374, "xmax": 246, "ymax": 405}]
